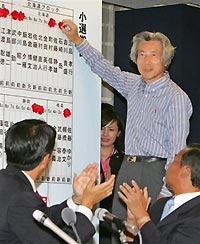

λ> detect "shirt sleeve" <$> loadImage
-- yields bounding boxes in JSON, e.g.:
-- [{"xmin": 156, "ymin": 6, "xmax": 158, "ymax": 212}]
[
  {"xmin": 159, "ymin": 93, "xmax": 192, "ymax": 197},
  {"xmin": 139, "ymin": 214, "xmax": 200, "ymax": 244},
  {"xmin": 76, "ymin": 39, "xmax": 139, "ymax": 99},
  {"xmin": 67, "ymin": 197, "xmax": 93, "ymax": 221},
  {"xmin": 165, "ymin": 92, "xmax": 193, "ymax": 163}
]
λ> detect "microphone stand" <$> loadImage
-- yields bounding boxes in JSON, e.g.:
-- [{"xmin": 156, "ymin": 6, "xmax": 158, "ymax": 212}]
[
  {"xmin": 115, "ymin": 221, "xmax": 128, "ymax": 244},
  {"xmin": 61, "ymin": 207, "xmax": 82, "ymax": 244},
  {"xmin": 119, "ymin": 230, "xmax": 128, "ymax": 244},
  {"xmin": 70, "ymin": 223, "xmax": 81, "ymax": 244},
  {"xmin": 115, "ymin": 219, "xmax": 143, "ymax": 244},
  {"xmin": 94, "ymin": 208, "xmax": 142, "ymax": 244}
]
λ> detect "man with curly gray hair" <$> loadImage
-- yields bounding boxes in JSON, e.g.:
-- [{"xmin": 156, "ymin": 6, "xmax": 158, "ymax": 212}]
[
  {"xmin": 60, "ymin": 20, "xmax": 192, "ymax": 244},
  {"xmin": 130, "ymin": 31, "xmax": 175, "ymax": 68}
]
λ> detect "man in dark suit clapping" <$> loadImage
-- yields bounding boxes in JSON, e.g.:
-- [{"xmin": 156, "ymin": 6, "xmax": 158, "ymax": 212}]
[
  {"xmin": 118, "ymin": 144, "xmax": 200, "ymax": 244},
  {"xmin": 0, "ymin": 119, "xmax": 115, "ymax": 243}
]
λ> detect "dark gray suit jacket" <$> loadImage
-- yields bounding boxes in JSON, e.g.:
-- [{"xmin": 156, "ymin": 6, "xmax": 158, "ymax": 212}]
[
  {"xmin": 0, "ymin": 165, "xmax": 95, "ymax": 243},
  {"xmin": 134, "ymin": 195, "xmax": 200, "ymax": 244}
]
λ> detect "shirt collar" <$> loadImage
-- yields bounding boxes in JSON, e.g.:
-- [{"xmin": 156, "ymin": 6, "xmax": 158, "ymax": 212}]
[
  {"xmin": 173, "ymin": 192, "xmax": 200, "ymax": 210},
  {"xmin": 141, "ymin": 71, "xmax": 170, "ymax": 91},
  {"xmin": 21, "ymin": 170, "xmax": 37, "ymax": 192}
]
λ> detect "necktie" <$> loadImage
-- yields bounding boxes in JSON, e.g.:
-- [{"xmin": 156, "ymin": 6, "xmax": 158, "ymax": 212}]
[{"xmin": 160, "ymin": 197, "xmax": 175, "ymax": 220}]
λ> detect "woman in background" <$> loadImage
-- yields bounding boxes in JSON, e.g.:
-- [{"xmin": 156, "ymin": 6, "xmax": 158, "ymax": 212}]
[{"xmin": 99, "ymin": 103, "xmax": 124, "ymax": 244}]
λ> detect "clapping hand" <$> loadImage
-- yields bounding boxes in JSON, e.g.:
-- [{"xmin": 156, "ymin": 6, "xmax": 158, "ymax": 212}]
[
  {"xmin": 72, "ymin": 163, "xmax": 98, "ymax": 205},
  {"xmin": 81, "ymin": 174, "xmax": 115, "ymax": 209},
  {"xmin": 118, "ymin": 180, "xmax": 151, "ymax": 228}
]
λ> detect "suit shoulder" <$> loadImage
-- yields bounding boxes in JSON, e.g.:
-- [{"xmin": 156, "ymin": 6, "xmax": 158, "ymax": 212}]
[{"xmin": 0, "ymin": 168, "xmax": 31, "ymax": 192}]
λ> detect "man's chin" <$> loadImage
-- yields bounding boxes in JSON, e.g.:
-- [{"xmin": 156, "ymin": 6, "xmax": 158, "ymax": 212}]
[{"xmin": 142, "ymin": 75, "xmax": 155, "ymax": 83}]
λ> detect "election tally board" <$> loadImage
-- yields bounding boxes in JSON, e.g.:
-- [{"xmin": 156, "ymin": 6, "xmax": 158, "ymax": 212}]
[{"xmin": 0, "ymin": 0, "xmax": 102, "ymax": 189}]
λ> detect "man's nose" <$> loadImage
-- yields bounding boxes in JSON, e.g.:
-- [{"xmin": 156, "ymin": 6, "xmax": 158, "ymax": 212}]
[{"xmin": 144, "ymin": 55, "xmax": 151, "ymax": 64}]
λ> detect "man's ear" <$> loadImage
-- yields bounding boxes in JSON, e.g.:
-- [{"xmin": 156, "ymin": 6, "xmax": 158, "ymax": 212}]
[
  {"xmin": 181, "ymin": 165, "xmax": 191, "ymax": 178},
  {"xmin": 40, "ymin": 153, "xmax": 51, "ymax": 169}
]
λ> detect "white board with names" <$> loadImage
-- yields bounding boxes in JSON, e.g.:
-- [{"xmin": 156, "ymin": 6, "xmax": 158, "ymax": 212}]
[{"xmin": 0, "ymin": 0, "xmax": 102, "ymax": 205}]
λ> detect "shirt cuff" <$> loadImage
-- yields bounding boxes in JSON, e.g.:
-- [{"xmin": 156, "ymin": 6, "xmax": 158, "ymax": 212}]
[
  {"xmin": 76, "ymin": 205, "xmax": 93, "ymax": 221},
  {"xmin": 67, "ymin": 197, "xmax": 93, "ymax": 221},
  {"xmin": 76, "ymin": 39, "xmax": 89, "ymax": 53},
  {"xmin": 67, "ymin": 197, "xmax": 78, "ymax": 211}
]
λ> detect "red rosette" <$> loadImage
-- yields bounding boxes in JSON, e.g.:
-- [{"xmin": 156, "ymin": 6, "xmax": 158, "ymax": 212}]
[
  {"xmin": 31, "ymin": 103, "xmax": 44, "ymax": 115},
  {"xmin": 11, "ymin": 10, "xmax": 25, "ymax": 21},
  {"xmin": 63, "ymin": 108, "xmax": 71, "ymax": 118},
  {"xmin": 48, "ymin": 18, "xmax": 56, "ymax": 27},
  {"xmin": 0, "ymin": 8, "xmax": 9, "ymax": 18},
  {"xmin": 38, "ymin": 105, "xmax": 44, "ymax": 115},
  {"xmin": 11, "ymin": 10, "xmax": 19, "ymax": 20},
  {"xmin": 58, "ymin": 21, "xmax": 63, "ymax": 29},
  {"xmin": 18, "ymin": 11, "xmax": 25, "ymax": 21},
  {"xmin": 32, "ymin": 103, "xmax": 39, "ymax": 113}
]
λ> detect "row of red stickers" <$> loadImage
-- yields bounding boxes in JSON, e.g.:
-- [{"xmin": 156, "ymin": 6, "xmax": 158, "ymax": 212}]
[
  {"xmin": 48, "ymin": 17, "xmax": 63, "ymax": 29},
  {"xmin": 31, "ymin": 103, "xmax": 71, "ymax": 118},
  {"xmin": 0, "ymin": 7, "xmax": 63, "ymax": 28},
  {"xmin": 0, "ymin": 7, "xmax": 25, "ymax": 20}
]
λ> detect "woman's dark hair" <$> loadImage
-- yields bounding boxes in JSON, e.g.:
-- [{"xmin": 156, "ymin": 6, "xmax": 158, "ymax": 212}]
[
  {"xmin": 5, "ymin": 119, "xmax": 56, "ymax": 170},
  {"xmin": 101, "ymin": 103, "xmax": 124, "ymax": 152}
]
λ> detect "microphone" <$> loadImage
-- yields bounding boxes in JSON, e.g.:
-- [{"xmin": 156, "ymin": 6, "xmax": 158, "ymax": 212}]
[
  {"xmin": 61, "ymin": 207, "xmax": 81, "ymax": 244},
  {"xmin": 61, "ymin": 207, "xmax": 77, "ymax": 226},
  {"xmin": 95, "ymin": 208, "xmax": 139, "ymax": 235},
  {"xmin": 33, "ymin": 210, "xmax": 78, "ymax": 244}
]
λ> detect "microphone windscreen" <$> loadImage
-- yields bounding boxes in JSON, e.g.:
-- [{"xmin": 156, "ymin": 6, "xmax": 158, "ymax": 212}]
[
  {"xmin": 94, "ymin": 208, "xmax": 107, "ymax": 221},
  {"xmin": 61, "ymin": 207, "xmax": 77, "ymax": 226},
  {"xmin": 33, "ymin": 210, "xmax": 45, "ymax": 223}
]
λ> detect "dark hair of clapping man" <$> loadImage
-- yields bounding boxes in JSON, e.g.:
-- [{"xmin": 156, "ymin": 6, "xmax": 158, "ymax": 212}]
[{"xmin": 5, "ymin": 119, "xmax": 56, "ymax": 171}]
